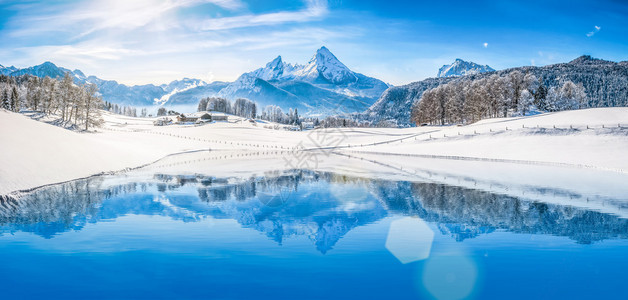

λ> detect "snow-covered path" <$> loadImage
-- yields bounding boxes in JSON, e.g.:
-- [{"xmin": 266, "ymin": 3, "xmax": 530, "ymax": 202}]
[{"xmin": 1, "ymin": 108, "xmax": 627, "ymax": 195}]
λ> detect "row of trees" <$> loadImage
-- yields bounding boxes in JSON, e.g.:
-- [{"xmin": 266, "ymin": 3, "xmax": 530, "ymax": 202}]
[
  {"xmin": 260, "ymin": 106, "xmax": 304, "ymax": 125},
  {"xmin": 197, "ymin": 97, "xmax": 307, "ymax": 125},
  {"xmin": 197, "ymin": 97, "xmax": 258, "ymax": 119},
  {"xmin": 0, "ymin": 73, "xmax": 103, "ymax": 130},
  {"xmin": 103, "ymin": 101, "xmax": 147, "ymax": 118},
  {"xmin": 411, "ymin": 71, "xmax": 587, "ymax": 125},
  {"xmin": 196, "ymin": 96, "xmax": 399, "ymax": 128}
]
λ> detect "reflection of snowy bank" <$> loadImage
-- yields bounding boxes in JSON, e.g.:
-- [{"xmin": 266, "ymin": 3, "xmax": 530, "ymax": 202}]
[
  {"xmin": 136, "ymin": 148, "xmax": 628, "ymax": 220},
  {"xmin": 328, "ymin": 152, "xmax": 628, "ymax": 219}
]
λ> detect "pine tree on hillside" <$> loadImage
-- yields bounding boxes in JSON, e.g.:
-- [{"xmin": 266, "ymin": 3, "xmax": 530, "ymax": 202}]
[
  {"xmin": 83, "ymin": 83, "xmax": 104, "ymax": 130},
  {"xmin": 1, "ymin": 89, "xmax": 9, "ymax": 110},
  {"xmin": 534, "ymin": 80, "xmax": 548, "ymax": 111},
  {"xmin": 294, "ymin": 108, "xmax": 300, "ymax": 125},
  {"xmin": 10, "ymin": 86, "xmax": 19, "ymax": 112}
]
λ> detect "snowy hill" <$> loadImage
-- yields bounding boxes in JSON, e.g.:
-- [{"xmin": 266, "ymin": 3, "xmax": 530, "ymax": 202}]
[
  {"xmin": 366, "ymin": 55, "xmax": 628, "ymax": 126},
  {"xmin": 437, "ymin": 59, "xmax": 495, "ymax": 77},
  {"xmin": 2, "ymin": 107, "xmax": 628, "ymax": 196}
]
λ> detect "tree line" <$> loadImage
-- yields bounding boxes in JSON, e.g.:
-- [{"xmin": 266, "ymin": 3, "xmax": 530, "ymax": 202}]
[
  {"xmin": 103, "ymin": 101, "xmax": 148, "ymax": 118},
  {"xmin": 197, "ymin": 97, "xmax": 257, "ymax": 119},
  {"xmin": 411, "ymin": 71, "xmax": 587, "ymax": 125},
  {"xmin": 196, "ymin": 97, "xmax": 307, "ymax": 125},
  {"xmin": 1, "ymin": 73, "xmax": 103, "ymax": 130}
]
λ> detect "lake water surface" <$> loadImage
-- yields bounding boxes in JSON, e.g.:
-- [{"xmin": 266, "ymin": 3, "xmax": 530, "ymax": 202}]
[{"xmin": 1, "ymin": 154, "xmax": 628, "ymax": 299}]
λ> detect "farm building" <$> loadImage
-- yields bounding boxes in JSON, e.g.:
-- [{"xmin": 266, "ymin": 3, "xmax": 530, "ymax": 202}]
[{"xmin": 177, "ymin": 113, "xmax": 212, "ymax": 123}]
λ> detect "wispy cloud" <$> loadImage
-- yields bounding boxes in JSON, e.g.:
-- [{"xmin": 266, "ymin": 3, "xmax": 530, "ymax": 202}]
[
  {"xmin": 199, "ymin": 0, "xmax": 328, "ymax": 31},
  {"xmin": 586, "ymin": 25, "xmax": 601, "ymax": 37},
  {"xmin": 7, "ymin": 0, "xmax": 246, "ymax": 38}
]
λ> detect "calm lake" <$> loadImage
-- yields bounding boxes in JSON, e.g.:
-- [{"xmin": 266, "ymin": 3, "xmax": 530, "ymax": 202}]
[{"xmin": 1, "ymin": 152, "xmax": 627, "ymax": 300}]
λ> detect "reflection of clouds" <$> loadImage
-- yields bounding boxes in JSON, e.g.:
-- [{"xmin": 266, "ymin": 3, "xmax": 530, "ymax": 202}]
[
  {"xmin": 385, "ymin": 217, "xmax": 434, "ymax": 264},
  {"xmin": 422, "ymin": 255, "xmax": 478, "ymax": 300},
  {"xmin": 257, "ymin": 187, "xmax": 292, "ymax": 208},
  {"xmin": 329, "ymin": 182, "xmax": 369, "ymax": 207}
]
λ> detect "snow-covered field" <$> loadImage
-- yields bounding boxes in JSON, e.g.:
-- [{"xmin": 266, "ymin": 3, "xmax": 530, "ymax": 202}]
[{"xmin": 1, "ymin": 107, "xmax": 627, "ymax": 195}]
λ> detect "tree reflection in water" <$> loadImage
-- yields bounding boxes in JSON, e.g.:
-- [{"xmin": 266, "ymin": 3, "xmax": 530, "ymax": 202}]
[{"xmin": 1, "ymin": 169, "xmax": 627, "ymax": 249}]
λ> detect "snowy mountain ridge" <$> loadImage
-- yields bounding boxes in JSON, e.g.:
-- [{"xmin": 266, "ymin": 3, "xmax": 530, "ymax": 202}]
[
  {"xmin": 365, "ymin": 55, "xmax": 628, "ymax": 126},
  {"xmin": 1, "ymin": 46, "xmax": 390, "ymax": 115},
  {"xmin": 437, "ymin": 59, "xmax": 495, "ymax": 77},
  {"xmin": 0, "ymin": 62, "xmax": 212, "ymax": 107}
]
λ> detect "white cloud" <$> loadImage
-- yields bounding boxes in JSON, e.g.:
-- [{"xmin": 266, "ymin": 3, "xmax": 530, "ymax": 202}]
[
  {"xmin": 483, "ymin": 42, "xmax": 488, "ymax": 48},
  {"xmin": 199, "ymin": 0, "xmax": 328, "ymax": 31},
  {"xmin": 586, "ymin": 25, "xmax": 601, "ymax": 37}
]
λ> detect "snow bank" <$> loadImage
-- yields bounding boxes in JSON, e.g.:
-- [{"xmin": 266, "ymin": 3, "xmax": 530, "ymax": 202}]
[{"xmin": 1, "ymin": 108, "xmax": 627, "ymax": 195}]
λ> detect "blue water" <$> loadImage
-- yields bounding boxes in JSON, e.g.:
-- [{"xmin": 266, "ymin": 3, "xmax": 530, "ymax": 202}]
[{"xmin": 1, "ymin": 170, "xmax": 627, "ymax": 299}]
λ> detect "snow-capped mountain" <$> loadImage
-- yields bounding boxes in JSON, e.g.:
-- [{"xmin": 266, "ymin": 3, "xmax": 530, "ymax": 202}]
[
  {"xmin": 244, "ymin": 47, "xmax": 389, "ymax": 98},
  {"xmin": 294, "ymin": 46, "xmax": 358, "ymax": 85},
  {"xmin": 437, "ymin": 59, "xmax": 495, "ymax": 77},
  {"xmin": 218, "ymin": 46, "xmax": 390, "ymax": 115},
  {"xmin": 249, "ymin": 56, "xmax": 300, "ymax": 81}
]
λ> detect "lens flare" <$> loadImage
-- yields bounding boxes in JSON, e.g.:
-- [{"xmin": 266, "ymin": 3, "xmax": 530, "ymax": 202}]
[
  {"xmin": 422, "ymin": 255, "xmax": 478, "ymax": 300},
  {"xmin": 385, "ymin": 217, "xmax": 434, "ymax": 264}
]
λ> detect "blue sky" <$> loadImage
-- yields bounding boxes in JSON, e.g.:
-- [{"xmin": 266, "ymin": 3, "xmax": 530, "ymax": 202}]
[{"xmin": 0, "ymin": 0, "xmax": 626, "ymax": 86}]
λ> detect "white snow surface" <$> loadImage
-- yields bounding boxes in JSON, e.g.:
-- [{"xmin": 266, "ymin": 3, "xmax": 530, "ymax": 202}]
[{"xmin": 1, "ymin": 107, "xmax": 628, "ymax": 196}]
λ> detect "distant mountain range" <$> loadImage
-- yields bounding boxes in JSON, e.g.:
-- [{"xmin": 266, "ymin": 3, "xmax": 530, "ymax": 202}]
[
  {"xmin": 7, "ymin": 53, "xmax": 625, "ymax": 125},
  {"xmin": 1, "ymin": 47, "xmax": 390, "ymax": 116},
  {"xmin": 1, "ymin": 61, "xmax": 173, "ymax": 106},
  {"xmin": 364, "ymin": 55, "xmax": 628, "ymax": 126},
  {"xmin": 437, "ymin": 58, "xmax": 495, "ymax": 77}
]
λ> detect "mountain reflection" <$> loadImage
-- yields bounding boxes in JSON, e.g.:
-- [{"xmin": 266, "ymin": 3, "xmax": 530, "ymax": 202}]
[{"xmin": 1, "ymin": 170, "xmax": 627, "ymax": 249}]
